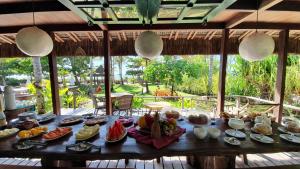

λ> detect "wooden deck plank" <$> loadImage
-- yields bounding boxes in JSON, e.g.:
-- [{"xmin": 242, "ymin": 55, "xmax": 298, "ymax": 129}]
[
  {"xmin": 144, "ymin": 160, "xmax": 154, "ymax": 169},
  {"xmin": 18, "ymin": 159, "xmax": 32, "ymax": 166},
  {"xmin": 25, "ymin": 159, "xmax": 40, "ymax": 166},
  {"xmin": 89, "ymin": 160, "xmax": 101, "ymax": 168},
  {"xmin": 125, "ymin": 159, "xmax": 136, "ymax": 169},
  {"xmin": 178, "ymin": 156, "xmax": 193, "ymax": 169},
  {"xmin": 117, "ymin": 159, "xmax": 126, "ymax": 168},
  {"xmin": 0, "ymin": 158, "xmax": 9, "ymax": 164},
  {"xmin": 98, "ymin": 160, "xmax": 110, "ymax": 168},
  {"xmin": 10, "ymin": 158, "xmax": 25, "ymax": 165},
  {"xmin": 107, "ymin": 160, "xmax": 118, "ymax": 168},
  {"xmin": 35, "ymin": 161, "xmax": 41, "ymax": 166},
  {"xmin": 284, "ymin": 152, "xmax": 300, "ymax": 162},
  {"xmin": 135, "ymin": 160, "xmax": 145, "ymax": 169},
  {"xmin": 162, "ymin": 157, "xmax": 173, "ymax": 169},
  {"xmin": 235, "ymin": 156, "xmax": 247, "ymax": 168},
  {"xmin": 153, "ymin": 158, "xmax": 163, "ymax": 169},
  {"xmin": 170, "ymin": 157, "xmax": 183, "ymax": 169},
  {"xmin": 259, "ymin": 153, "xmax": 285, "ymax": 166}
]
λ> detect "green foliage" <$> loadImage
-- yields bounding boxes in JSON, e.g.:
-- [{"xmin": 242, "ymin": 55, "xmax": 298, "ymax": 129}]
[{"xmin": 144, "ymin": 56, "xmax": 200, "ymax": 95}]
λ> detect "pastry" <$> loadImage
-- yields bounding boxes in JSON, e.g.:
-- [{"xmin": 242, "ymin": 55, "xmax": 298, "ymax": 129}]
[
  {"xmin": 188, "ymin": 114, "xmax": 209, "ymax": 125},
  {"xmin": 165, "ymin": 110, "xmax": 180, "ymax": 119},
  {"xmin": 286, "ymin": 121, "xmax": 300, "ymax": 133},
  {"xmin": 253, "ymin": 123, "xmax": 272, "ymax": 135}
]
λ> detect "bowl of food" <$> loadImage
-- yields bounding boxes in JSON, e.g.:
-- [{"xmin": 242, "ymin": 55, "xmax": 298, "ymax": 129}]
[
  {"xmin": 161, "ymin": 107, "xmax": 181, "ymax": 119},
  {"xmin": 252, "ymin": 123, "xmax": 272, "ymax": 135},
  {"xmin": 208, "ymin": 127, "xmax": 221, "ymax": 139},
  {"xmin": 193, "ymin": 126, "xmax": 208, "ymax": 139},
  {"xmin": 188, "ymin": 113, "xmax": 210, "ymax": 126}
]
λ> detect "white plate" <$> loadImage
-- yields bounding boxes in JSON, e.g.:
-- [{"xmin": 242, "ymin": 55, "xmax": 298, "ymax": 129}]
[
  {"xmin": 280, "ymin": 134, "xmax": 300, "ymax": 144},
  {"xmin": 250, "ymin": 134, "xmax": 274, "ymax": 144},
  {"xmin": 0, "ymin": 128, "xmax": 19, "ymax": 139},
  {"xmin": 278, "ymin": 126, "xmax": 300, "ymax": 137},
  {"xmin": 225, "ymin": 129, "xmax": 246, "ymax": 139},
  {"xmin": 224, "ymin": 137, "xmax": 241, "ymax": 146}
]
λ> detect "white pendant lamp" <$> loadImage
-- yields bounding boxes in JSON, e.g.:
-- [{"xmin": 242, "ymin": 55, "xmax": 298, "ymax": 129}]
[
  {"xmin": 239, "ymin": 32, "xmax": 275, "ymax": 61},
  {"xmin": 135, "ymin": 31, "xmax": 163, "ymax": 59},
  {"xmin": 238, "ymin": 0, "xmax": 275, "ymax": 62},
  {"xmin": 16, "ymin": 26, "xmax": 53, "ymax": 57},
  {"xmin": 16, "ymin": 1, "xmax": 53, "ymax": 57}
]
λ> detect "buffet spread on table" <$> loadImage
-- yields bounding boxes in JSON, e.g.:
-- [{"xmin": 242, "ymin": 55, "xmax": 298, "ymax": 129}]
[{"xmin": 0, "ymin": 108, "xmax": 299, "ymax": 168}]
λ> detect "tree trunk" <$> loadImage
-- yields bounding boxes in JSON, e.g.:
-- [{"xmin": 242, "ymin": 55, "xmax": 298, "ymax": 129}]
[
  {"xmin": 208, "ymin": 55, "xmax": 214, "ymax": 95},
  {"xmin": 145, "ymin": 59, "xmax": 149, "ymax": 94},
  {"xmin": 171, "ymin": 84, "xmax": 175, "ymax": 96},
  {"xmin": 118, "ymin": 56, "xmax": 124, "ymax": 85},
  {"xmin": 32, "ymin": 57, "xmax": 46, "ymax": 114}
]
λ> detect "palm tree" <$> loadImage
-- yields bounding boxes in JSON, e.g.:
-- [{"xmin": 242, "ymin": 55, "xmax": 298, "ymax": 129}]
[{"xmin": 207, "ymin": 55, "xmax": 214, "ymax": 95}]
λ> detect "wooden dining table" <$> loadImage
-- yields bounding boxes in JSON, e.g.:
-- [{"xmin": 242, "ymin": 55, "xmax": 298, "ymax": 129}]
[{"xmin": 0, "ymin": 115, "xmax": 299, "ymax": 169}]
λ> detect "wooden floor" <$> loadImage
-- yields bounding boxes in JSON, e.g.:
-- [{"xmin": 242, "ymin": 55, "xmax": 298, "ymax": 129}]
[
  {"xmin": 0, "ymin": 153, "xmax": 300, "ymax": 168},
  {"xmin": 2, "ymin": 108, "xmax": 294, "ymax": 168}
]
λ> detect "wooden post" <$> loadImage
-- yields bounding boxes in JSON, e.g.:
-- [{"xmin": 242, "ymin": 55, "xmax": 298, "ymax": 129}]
[
  {"xmin": 48, "ymin": 49, "xmax": 61, "ymax": 115},
  {"xmin": 273, "ymin": 29, "xmax": 289, "ymax": 123},
  {"xmin": 217, "ymin": 29, "xmax": 229, "ymax": 114},
  {"xmin": 103, "ymin": 30, "xmax": 112, "ymax": 115}
]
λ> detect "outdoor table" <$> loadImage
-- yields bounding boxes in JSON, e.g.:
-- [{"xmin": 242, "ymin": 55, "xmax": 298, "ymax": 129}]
[
  {"xmin": 0, "ymin": 116, "xmax": 299, "ymax": 169},
  {"xmin": 94, "ymin": 92, "xmax": 133, "ymax": 99},
  {"xmin": 144, "ymin": 102, "xmax": 171, "ymax": 113}
]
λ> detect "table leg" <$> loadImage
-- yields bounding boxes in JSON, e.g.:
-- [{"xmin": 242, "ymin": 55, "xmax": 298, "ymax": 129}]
[
  {"xmin": 41, "ymin": 158, "xmax": 86, "ymax": 168},
  {"xmin": 187, "ymin": 155, "xmax": 236, "ymax": 169}
]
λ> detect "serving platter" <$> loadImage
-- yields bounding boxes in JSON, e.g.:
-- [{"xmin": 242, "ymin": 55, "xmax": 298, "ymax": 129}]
[
  {"xmin": 76, "ymin": 130, "xmax": 99, "ymax": 141},
  {"xmin": 84, "ymin": 116, "xmax": 107, "ymax": 126},
  {"xmin": 37, "ymin": 114, "xmax": 56, "ymax": 123},
  {"xmin": 250, "ymin": 134, "xmax": 274, "ymax": 144},
  {"xmin": 66, "ymin": 142, "xmax": 100, "ymax": 153},
  {"xmin": 279, "ymin": 134, "xmax": 300, "ymax": 144},
  {"xmin": 43, "ymin": 127, "xmax": 72, "ymax": 142},
  {"xmin": 278, "ymin": 126, "xmax": 300, "ymax": 137},
  {"xmin": 0, "ymin": 128, "xmax": 19, "ymax": 139},
  {"xmin": 224, "ymin": 137, "xmax": 241, "ymax": 146},
  {"xmin": 117, "ymin": 117, "xmax": 134, "ymax": 127},
  {"xmin": 105, "ymin": 130, "xmax": 127, "ymax": 143},
  {"xmin": 251, "ymin": 127, "xmax": 273, "ymax": 136},
  {"xmin": 59, "ymin": 117, "xmax": 83, "ymax": 126},
  {"xmin": 225, "ymin": 129, "xmax": 246, "ymax": 139}
]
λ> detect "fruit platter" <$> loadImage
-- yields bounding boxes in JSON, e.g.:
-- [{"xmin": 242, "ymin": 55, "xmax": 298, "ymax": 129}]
[
  {"xmin": 76, "ymin": 125, "xmax": 100, "ymax": 141},
  {"xmin": 116, "ymin": 116, "xmax": 134, "ymax": 127},
  {"xmin": 37, "ymin": 113, "xmax": 56, "ymax": 123},
  {"xmin": 18, "ymin": 126, "xmax": 48, "ymax": 140},
  {"xmin": 84, "ymin": 116, "xmax": 107, "ymax": 126},
  {"xmin": 0, "ymin": 128, "xmax": 19, "ymax": 139},
  {"xmin": 137, "ymin": 113, "xmax": 180, "ymax": 136},
  {"xmin": 59, "ymin": 116, "xmax": 83, "ymax": 126},
  {"xmin": 43, "ymin": 127, "xmax": 72, "ymax": 141},
  {"xmin": 106, "ymin": 121, "xmax": 127, "ymax": 143},
  {"xmin": 15, "ymin": 119, "xmax": 39, "ymax": 130}
]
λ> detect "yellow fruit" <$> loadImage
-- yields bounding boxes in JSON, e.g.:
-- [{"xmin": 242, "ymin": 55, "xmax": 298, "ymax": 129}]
[
  {"xmin": 18, "ymin": 131, "xmax": 31, "ymax": 138},
  {"xmin": 138, "ymin": 116, "xmax": 147, "ymax": 128}
]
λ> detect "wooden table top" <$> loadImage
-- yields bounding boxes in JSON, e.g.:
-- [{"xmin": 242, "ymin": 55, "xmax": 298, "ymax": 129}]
[{"xmin": 0, "ymin": 116, "xmax": 299, "ymax": 161}]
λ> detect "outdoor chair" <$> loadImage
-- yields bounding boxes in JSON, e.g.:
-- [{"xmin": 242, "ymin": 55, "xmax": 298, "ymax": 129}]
[
  {"xmin": 92, "ymin": 96, "xmax": 106, "ymax": 115},
  {"xmin": 112, "ymin": 95, "xmax": 134, "ymax": 116}
]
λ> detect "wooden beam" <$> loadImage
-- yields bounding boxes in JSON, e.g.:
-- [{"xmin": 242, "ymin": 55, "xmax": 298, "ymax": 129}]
[
  {"xmin": 217, "ymin": 29, "xmax": 229, "ymax": 113},
  {"xmin": 204, "ymin": 31, "xmax": 213, "ymax": 40},
  {"xmin": 86, "ymin": 32, "xmax": 93, "ymax": 41},
  {"xmin": 169, "ymin": 31, "xmax": 174, "ymax": 40},
  {"xmin": 0, "ymin": 36, "xmax": 12, "ymax": 44},
  {"xmin": 190, "ymin": 31, "xmax": 198, "ymax": 39},
  {"xmin": 244, "ymin": 30, "xmax": 256, "ymax": 38},
  {"xmin": 133, "ymin": 32, "xmax": 136, "ymax": 40},
  {"xmin": 54, "ymin": 33, "xmax": 64, "ymax": 43},
  {"xmin": 229, "ymin": 30, "xmax": 236, "ymax": 38},
  {"xmin": 70, "ymin": 32, "xmax": 81, "ymax": 42},
  {"xmin": 48, "ymin": 35, "xmax": 61, "ymax": 115},
  {"xmin": 187, "ymin": 31, "xmax": 194, "ymax": 40},
  {"xmin": 174, "ymin": 31, "xmax": 179, "ymax": 40},
  {"xmin": 117, "ymin": 32, "xmax": 122, "ymax": 41},
  {"xmin": 226, "ymin": 0, "xmax": 283, "ymax": 28},
  {"xmin": 66, "ymin": 32, "xmax": 77, "ymax": 42},
  {"xmin": 238, "ymin": 30, "xmax": 251, "ymax": 40},
  {"xmin": 103, "ymin": 30, "xmax": 112, "ymax": 115},
  {"xmin": 208, "ymin": 31, "xmax": 217, "ymax": 40},
  {"xmin": 122, "ymin": 32, "xmax": 127, "ymax": 41},
  {"xmin": 90, "ymin": 32, "xmax": 98, "ymax": 41},
  {"xmin": 273, "ymin": 29, "xmax": 289, "ymax": 123}
]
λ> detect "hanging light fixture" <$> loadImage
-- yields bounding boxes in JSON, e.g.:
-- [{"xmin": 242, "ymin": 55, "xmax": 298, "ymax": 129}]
[
  {"xmin": 135, "ymin": 0, "xmax": 161, "ymax": 24},
  {"xmin": 135, "ymin": 31, "xmax": 163, "ymax": 59},
  {"xmin": 16, "ymin": 0, "xmax": 53, "ymax": 57},
  {"xmin": 238, "ymin": 0, "xmax": 275, "ymax": 62}
]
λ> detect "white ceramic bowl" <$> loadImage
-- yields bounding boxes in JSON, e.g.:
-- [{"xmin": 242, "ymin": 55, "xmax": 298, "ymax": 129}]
[
  {"xmin": 193, "ymin": 126, "xmax": 207, "ymax": 139},
  {"xmin": 208, "ymin": 128, "xmax": 221, "ymax": 139}
]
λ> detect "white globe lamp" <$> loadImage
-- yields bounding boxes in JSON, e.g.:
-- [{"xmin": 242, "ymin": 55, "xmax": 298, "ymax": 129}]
[
  {"xmin": 16, "ymin": 26, "xmax": 54, "ymax": 57},
  {"xmin": 135, "ymin": 31, "xmax": 163, "ymax": 59},
  {"xmin": 239, "ymin": 32, "xmax": 275, "ymax": 62}
]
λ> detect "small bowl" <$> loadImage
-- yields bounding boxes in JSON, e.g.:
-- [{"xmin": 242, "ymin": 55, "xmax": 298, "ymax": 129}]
[
  {"xmin": 193, "ymin": 126, "xmax": 208, "ymax": 139},
  {"xmin": 208, "ymin": 128, "xmax": 221, "ymax": 139}
]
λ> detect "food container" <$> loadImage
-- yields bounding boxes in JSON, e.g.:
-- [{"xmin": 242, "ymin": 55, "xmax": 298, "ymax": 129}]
[
  {"xmin": 193, "ymin": 126, "xmax": 208, "ymax": 139},
  {"xmin": 208, "ymin": 128, "xmax": 221, "ymax": 139},
  {"xmin": 18, "ymin": 112, "xmax": 37, "ymax": 121}
]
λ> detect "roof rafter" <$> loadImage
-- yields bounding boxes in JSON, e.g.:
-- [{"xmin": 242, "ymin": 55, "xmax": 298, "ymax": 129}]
[
  {"xmin": 54, "ymin": 33, "xmax": 64, "ymax": 43},
  {"xmin": 226, "ymin": 0, "xmax": 284, "ymax": 28},
  {"xmin": 90, "ymin": 32, "xmax": 98, "ymax": 41}
]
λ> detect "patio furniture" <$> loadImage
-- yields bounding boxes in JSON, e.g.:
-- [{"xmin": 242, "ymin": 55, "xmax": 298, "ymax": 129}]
[
  {"xmin": 92, "ymin": 96, "xmax": 106, "ymax": 115},
  {"xmin": 112, "ymin": 94, "xmax": 134, "ymax": 116},
  {"xmin": 0, "ymin": 115, "xmax": 298, "ymax": 169}
]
